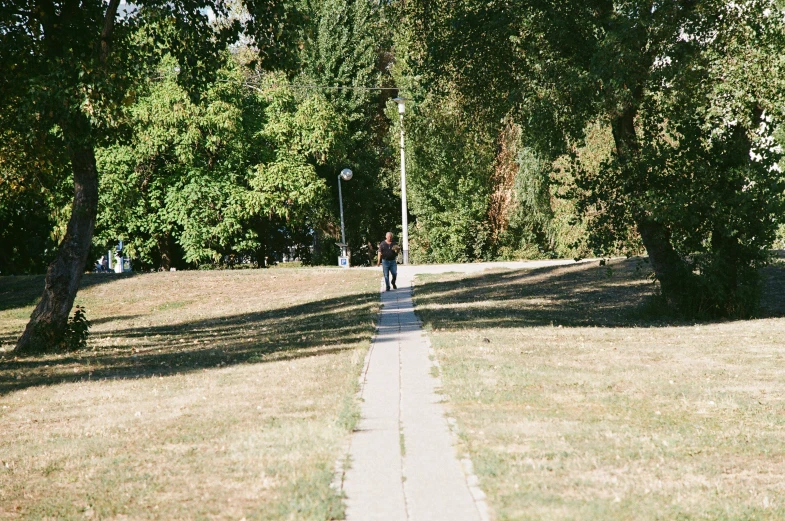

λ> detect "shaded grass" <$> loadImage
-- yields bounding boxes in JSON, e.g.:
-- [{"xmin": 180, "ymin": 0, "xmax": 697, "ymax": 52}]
[
  {"xmin": 0, "ymin": 272, "xmax": 133, "ymax": 313},
  {"xmin": 414, "ymin": 258, "xmax": 785, "ymax": 521},
  {"xmin": 0, "ymin": 268, "xmax": 379, "ymax": 520},
  {"xmin": 1, "ymin": 293, "xmax": 377, "ymax": 396}
]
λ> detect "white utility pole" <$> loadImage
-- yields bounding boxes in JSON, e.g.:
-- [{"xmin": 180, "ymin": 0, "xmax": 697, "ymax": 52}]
[
  {"xmin": 393, "ymin": 97, "xmax": 409, "ymax": 264},
  {"xmin": 337, "ymin": 168, "xmax": 353, "ymax": 266}
]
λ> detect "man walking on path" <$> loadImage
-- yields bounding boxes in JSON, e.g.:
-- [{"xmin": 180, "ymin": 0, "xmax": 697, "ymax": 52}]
[{"xmin": 377, "ymin": 232, "xmax": 399, "ymax": 291}]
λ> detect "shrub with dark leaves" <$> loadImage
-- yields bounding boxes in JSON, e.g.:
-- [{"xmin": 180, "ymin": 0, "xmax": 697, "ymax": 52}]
[{"xmin": 62, "ymin": 306, "xmax": 91, "ymax": 351}]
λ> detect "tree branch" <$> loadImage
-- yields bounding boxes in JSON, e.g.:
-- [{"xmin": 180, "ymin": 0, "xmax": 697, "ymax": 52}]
[{"xmin": 99, "ymin": 0, "xmax": 121, "ymax": 64}]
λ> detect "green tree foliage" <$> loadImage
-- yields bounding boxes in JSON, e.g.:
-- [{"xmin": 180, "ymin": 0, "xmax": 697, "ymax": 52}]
[
  {"xmin": 402, "ymin": 95, "xmax": 496, "ymax": 263},
  {"xmin": 5, "ymin": 0, "xmax": 785, "ymax": 350},
  {"xmin": 391, "ymin": 11, "xmax": 589, "ymax": 264},
  {"xmin": 1, "ymin": 0, "xmax": 296, "ymax": 353},
  {"xmin": 93, "ymin": 0, "xmax": 402, "ymax": 270},
  {"xmin": 294, "ymin": 0, "xmax": 401, "ymax": 264},
  {"xmin": 0, "ymin": 127, "xmax": 70, "ymax": 274},
  {"xmin": 96, "ymin": 59, "xmax": 334, "ymax": 269},
  {"xmin": 416, "ymin": 0, "xmax": 785, "ymax": 316},
  {"xmin": 499, "ymin": 147, "xmax": 575, "ymax": 260}
]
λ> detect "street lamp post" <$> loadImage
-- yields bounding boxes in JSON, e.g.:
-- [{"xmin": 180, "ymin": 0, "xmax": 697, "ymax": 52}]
[
  {"xmin": 392, "ymin": 97, "xmax": 409, "ymax": 264},
  {"xmin": 337, "ymin": 168, "xmax": 353, "ymax": 266}
]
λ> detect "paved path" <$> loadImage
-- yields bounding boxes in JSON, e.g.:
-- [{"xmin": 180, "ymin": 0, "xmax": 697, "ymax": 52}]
[{"xmin": 343, "ymin": 260, "xmax": 578, "ymax": 521}]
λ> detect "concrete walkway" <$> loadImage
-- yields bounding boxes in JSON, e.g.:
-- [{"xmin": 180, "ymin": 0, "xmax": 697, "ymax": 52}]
[{"xmin": 343, "ymin": 260, "xmax": 577, "ymax": 521}]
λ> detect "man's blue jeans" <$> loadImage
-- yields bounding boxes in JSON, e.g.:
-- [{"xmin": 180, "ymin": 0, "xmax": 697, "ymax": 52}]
[{"xmin": 382, "ymin": 259, "xmax": 398, "ymax": 290}]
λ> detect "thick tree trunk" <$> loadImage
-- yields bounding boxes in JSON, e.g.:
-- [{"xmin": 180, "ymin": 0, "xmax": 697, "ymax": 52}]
[
  {"xmin": 158, "ymin": 231, "xmax": 174, "ymax": 271},
  {"xmin": 367, "ymin": 240, "xmax": 376, "ymax": 265},
  {"xmin": 611, "ymin": 107, "xmax": 691, "ymax": 308},
  {"xmin": 13, "ymin": 117, "xmax": 99, "ymax": 355},
  {"xmin": 10, "ymin": 0, "xmax": 120, "ymax": 355},
  {"xmin": 635, "ymin": 217, "xmax": 691, "ymax": 306}
]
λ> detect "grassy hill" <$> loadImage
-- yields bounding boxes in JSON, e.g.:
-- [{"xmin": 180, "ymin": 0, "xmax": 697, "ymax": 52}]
[{"xmin": 0, "ymin": 268, "xmax": 379, "ymax": 520}]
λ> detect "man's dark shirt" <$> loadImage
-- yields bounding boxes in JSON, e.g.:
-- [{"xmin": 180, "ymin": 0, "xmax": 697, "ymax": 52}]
[{"xmin": 379, "ymin": 240, "xmax": 398, "ymax": 261}]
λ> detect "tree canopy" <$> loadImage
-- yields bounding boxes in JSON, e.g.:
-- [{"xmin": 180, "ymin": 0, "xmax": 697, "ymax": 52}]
[{"xmin": 409, "ymin": 0, "xmax": 785, "ymax": 316}]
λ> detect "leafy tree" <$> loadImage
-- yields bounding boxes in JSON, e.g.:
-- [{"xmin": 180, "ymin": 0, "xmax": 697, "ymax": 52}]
[
  {"xmin": 402, "ymin": 94, "xmax": 497, "ymax": 263},
  {"xmin": 97, "ymin": 61, "xmax": 336, "ymax": 270},
  {"xmin": 390, "ymin": 10, "xmax": 589, "ymax": 264},
  {"xmin": 1, "ymin": 0, "xmax": 296, "ymax": 354},
  {"xmin": 294, "ymin": 0, "xmax": 401, "ymax": 264},
  {"xmin": 0, "ymin": 122, "xmax": 70, "ymax": 274},
  {"xmin": 96, "ymin": 56, "xmax": 249, "ymax": 269},
  {"xmin": 416, "ymin": 0, "xmax": 785, "ymax": 316},
  {"xmin": 499, "ymin": 146, "xmax": 563, "ymax": 259}
]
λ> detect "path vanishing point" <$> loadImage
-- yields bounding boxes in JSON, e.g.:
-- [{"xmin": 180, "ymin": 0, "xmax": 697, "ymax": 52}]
[{"xmin": 341, "ymin": 260, "xmax": 576, "ymax": 521}]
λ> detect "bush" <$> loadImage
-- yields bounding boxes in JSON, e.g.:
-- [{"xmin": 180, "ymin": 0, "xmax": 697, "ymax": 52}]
[{"xmin": 61, "ymin": 306, "xmax": 91, "ymax": 351}]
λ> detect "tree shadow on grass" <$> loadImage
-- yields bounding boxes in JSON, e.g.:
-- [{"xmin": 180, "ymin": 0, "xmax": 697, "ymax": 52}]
[
  {"xmin": 413, "ymin": 257, "xmax": 785, "ymax": 331},
  {"xmin": 0, "ymin": 273, "xmax": 136, "ymax": 312},
  {"xmin": 0, "ymin": 292, "xmax": 378, "ymax": 396}
]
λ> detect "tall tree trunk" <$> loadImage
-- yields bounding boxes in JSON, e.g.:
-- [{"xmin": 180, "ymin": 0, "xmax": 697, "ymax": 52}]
[
  {"xmin": 10, "ymin": 0, "xmax": 123, "ymax": 354},
  {"xmin": 611, "ymin": 107, "xmax": 691, "ymax": 308},
  {"xmin": 13, "ymin": 115, "xmax": 99, "ymax": 354},
  {"xmin": 367, "ymin": 240, "xmax": 375, "ymax": 265}
]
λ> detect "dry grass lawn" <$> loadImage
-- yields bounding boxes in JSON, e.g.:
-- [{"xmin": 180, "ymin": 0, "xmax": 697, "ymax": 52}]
[
  {"xmin": 0, "ymin": 268, "xmax": 379, "ymax": 520},
  {"xmin": 414, "ymin": 259, "xmax": 785, "ymax": 521}
]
